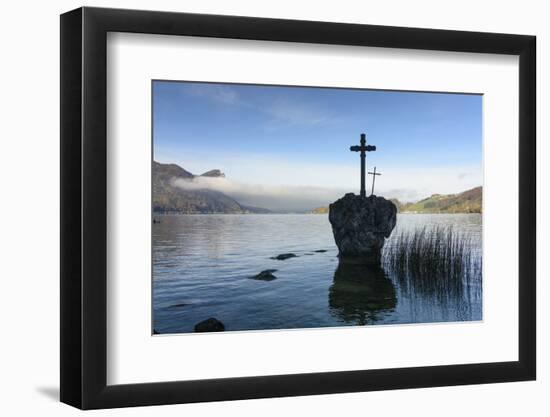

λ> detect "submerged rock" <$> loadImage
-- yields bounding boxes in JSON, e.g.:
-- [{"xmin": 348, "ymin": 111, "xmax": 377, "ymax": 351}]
[
  {"xmin": 270, "ymin": 253, "xmax": 298, "ymax": 260},
  {"xmin": 329, "ymin": 193, "xmax": 396, "ymax": 265},
  {"xmin": 167, "ymin": 303, "xmax": 188, "ymax": 309},
  {"xmin": 194, "ymin": 318, "xmax": 225, "ymax": 332},
  {"xmin": 251, "ymin": 269, "xmax": 278, "ymax": 281}
]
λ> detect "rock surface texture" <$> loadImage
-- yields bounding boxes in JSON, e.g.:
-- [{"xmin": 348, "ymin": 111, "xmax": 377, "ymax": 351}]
[
  {"xmin": 194, "ymin": 318, "xmax": 225, "ymax": 332},
  {"xmin": 270, "ymin": 253, "xmax": 298, "ymax": 260},
  {"xmin": 251, "ymin": 269, "xmax": 278, "ymax": 281},
  {"xmin": 329, "ymin": 193, "xmax": 397, "ymax": 265}
]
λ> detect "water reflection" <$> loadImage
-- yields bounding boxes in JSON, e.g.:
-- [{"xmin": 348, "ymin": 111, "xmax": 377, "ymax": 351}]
[
  {"xmin": 382, "ymin": 224, "xmax": 483, "ymax": 323},
  {"xmin": 388, "ymin": 267, "xmax": 482, "ymax": 323},
  {"xmin": 154, "ymin": 214, "xmax": 482, "ymax": 333},
  {"xmin": 329, "ymin": 262, "xmax": 396, "ymax": 325}
]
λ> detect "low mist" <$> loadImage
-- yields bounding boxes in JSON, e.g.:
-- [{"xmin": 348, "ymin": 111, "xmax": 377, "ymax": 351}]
[{"xmin": 171, "ymin": 176, "xmax": 348, "ymax": 212}]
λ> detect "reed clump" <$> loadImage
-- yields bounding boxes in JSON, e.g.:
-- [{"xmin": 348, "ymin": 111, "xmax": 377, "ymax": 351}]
[{"xmin": 383, "ymin": 226, "xmax": 481, "ymax": 299}]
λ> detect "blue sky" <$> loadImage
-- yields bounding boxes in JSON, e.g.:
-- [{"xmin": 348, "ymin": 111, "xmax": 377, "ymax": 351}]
[{"xmin": 153, "ymin": 80, "xmax": 482, "ymax": 210}]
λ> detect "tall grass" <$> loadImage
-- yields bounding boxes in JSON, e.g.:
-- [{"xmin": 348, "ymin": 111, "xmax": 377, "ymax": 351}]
[{"xmin": 383, "ymin": 226, "xmax": 481, "ymax": 302}]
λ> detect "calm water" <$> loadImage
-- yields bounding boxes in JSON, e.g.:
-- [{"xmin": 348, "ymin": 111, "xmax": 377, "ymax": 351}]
[{"xmin": 153, "ymin": 214, "xmax": 482, "ymax": 334}]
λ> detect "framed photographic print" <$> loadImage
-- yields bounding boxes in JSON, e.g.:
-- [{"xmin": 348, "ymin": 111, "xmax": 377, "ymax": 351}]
[{"xmin": 60, "ymin": 7, "xmax": 536, "ymax": 409}]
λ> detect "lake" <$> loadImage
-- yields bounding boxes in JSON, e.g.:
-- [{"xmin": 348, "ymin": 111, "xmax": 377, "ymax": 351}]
[{"xmin": 153, "ymin": 213, "xmax": 482, "ymax": 334}]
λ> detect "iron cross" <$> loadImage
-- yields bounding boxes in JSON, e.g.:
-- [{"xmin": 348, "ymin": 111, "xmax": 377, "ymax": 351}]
[
  {"xmin": 350, "ymin": 133, "xmax": 376, "ymax": 198},
  {"xmin": 368, "ymin": 166, "xmax": 381, "ymax": 196}
]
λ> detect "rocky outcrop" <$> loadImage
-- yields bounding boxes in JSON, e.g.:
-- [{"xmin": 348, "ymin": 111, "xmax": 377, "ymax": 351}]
[
  {"xmin": 329, "ymin": 193, "xmax": 396, "ymax": 265},
  {"xmin": 200, "ymin": 169, "xmax": 226, "ymax": 178},
  {"xmin": 153, "ymin": 161, "xmax": 270, "ymax": 214},
  {"xmin": 194, "ymin": 318, "xmax": 225, "ymax": 332},
  {"xmin": 270, "ymin": 253, "xmax": 298, "ymax": 261},
  {"xmin": 250, "ymin": 269, "xmax": 278, "ymax": 281}
]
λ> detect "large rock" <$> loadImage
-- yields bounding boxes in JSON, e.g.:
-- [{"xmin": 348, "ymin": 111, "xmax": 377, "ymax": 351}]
[{"xmin": 329, "ymin": 193, "xmax": 396, "ymax": 265}]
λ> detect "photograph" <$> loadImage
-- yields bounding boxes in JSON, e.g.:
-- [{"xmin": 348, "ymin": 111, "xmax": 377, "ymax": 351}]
[
  {"xmin": 50, "ymin": 2, "xmax": 541, "ymax": 412},
  {"xmin": 152, "ymin": 80, "xmax": 483, "ymax": 334}
]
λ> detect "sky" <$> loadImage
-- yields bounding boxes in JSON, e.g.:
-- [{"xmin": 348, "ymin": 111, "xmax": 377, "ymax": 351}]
[{"xmin": 153, "ymin": 80, "xmax": 482, "ymax": 211}]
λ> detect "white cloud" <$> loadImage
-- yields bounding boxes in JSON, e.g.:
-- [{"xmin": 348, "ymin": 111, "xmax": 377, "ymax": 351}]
[
  {"xmin": 263, "ymin": 99, "xmax": 329, "ymax": 127},
  {"xmin": 166, "ymin": 153, "xmax": 483, "ymax": 212},
  {"xmin": 186, "ymin": 84, "xmax": 241, "ymax": 105},
  {"xmin": 172, "ymin": 176, "xmax": 345, "ymax": 212},
  {"xmin": 183, "ymin": 83, "xmax": 332, "ymax": 128}
]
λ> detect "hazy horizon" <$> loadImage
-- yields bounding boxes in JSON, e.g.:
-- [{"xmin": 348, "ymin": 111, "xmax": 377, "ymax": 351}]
[{"xmin": 153, "ymin": 81, "xmax": 482, "ymax": 211}]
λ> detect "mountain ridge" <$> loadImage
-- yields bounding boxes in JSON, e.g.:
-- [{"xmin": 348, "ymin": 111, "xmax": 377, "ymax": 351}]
[
  {"xmin": 154, "ymin": 161, "xmax": 481, "ymax": 215},
  {"xmin": 398, "ymin": 186, "xmax": 482, "ymax": 213},
  {"xmin": 153, "ymin": 161, "xmax": 269, "ymax": 214},
  {"xmin": 312, "ymin": 186, "xmax": 482, "ymax": 214}
]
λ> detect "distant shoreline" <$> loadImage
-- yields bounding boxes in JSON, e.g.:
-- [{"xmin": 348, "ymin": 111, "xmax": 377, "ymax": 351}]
[{"xmin": 310, "ymin": 186, "xmax": 482, "ymax": 215}]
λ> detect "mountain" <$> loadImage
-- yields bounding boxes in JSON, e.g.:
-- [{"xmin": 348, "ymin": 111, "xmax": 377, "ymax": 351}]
[
  {"xmin": 240, "ymin": 205, "xmax": 272, "ymax": 214},
  {"xmin": 310, "ymin": 187, "xmax": 482, "ymax": 214},
  {"xmin": 397, "ymin": 186, "xmax": 482, "ymax": 213},
  {"xmin": 153, "ymin": 161, "xmax": 269, "ymax": 214},
  {"xmin": 389, "ymin": 198, "xmax": 404, "ymax": 212},
  {"xmin": 200, "ymin": 169, "xmax": 225, "ymax": 178},
  {"xmin": 154, "ymin": 162, "xmax": 194, "ymax": 180}
]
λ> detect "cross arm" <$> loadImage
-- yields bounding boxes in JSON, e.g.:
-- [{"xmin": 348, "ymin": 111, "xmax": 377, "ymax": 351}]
[{"xmin": 349, "ymin": 145, "xmax": 377, "ymax": 152}]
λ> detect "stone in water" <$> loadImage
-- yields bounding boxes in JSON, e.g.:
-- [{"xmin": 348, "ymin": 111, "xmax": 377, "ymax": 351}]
[
  {"xmin": 251, "ymin": 269, "xmax": 278, "ymax": 281},
  {"xmin": 270, "ymin": 253, "xmax": 298, "ymax": 260},
  {"xmin": 329, "ymin": 193, "xmax": 396, "ymax": 265},
  {"xmin": 194, "ymin": 318, "xmax": 225, "ymax": 332}
]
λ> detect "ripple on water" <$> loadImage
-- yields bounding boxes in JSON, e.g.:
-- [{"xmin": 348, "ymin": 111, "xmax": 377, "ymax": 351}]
[{"xmin": 153, "ymin": 214, "xmax": 482, "ymax": 334}]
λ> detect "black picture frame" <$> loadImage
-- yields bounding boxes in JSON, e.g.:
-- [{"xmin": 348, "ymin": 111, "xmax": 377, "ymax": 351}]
[{"xmin": 60, "ymin": 6, "xmax": 536, "ymax": 410}]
